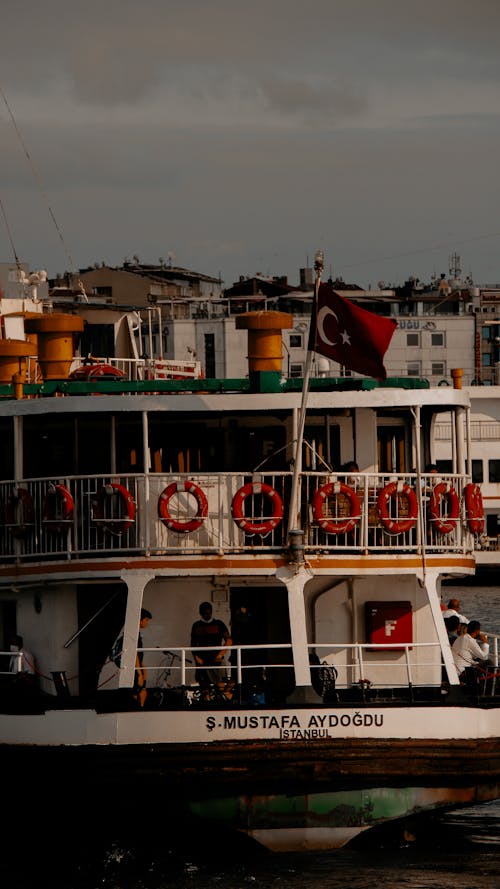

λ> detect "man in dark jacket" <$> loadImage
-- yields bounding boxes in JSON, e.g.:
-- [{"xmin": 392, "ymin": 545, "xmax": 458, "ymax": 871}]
[{"xmin": 191, "ymin": 602, "xmax": 231, "ymax": 696}]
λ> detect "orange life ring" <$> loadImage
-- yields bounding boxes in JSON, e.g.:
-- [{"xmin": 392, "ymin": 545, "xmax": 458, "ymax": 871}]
[
  {"xmin": 231, "ymin": 482, "xmax": 284, "ymax": 537},
  {"xmin": 158, "ymin": 480, "xmax": 208, "ymax": 533},
  {"xmin": 42, "ymin": 483, "xmax": 74, "ymax": 533},
  {"xmin": 377, "ymin": 482, "xmax": 418, "ymax": 535},
  {"xmin": 4, "ymin": 487, "xmax": 35, "ymax": 539},
  {"xmin": 93, "ymin": 483, "xmax": 136, "ymax": 535},
  {"xmin": 428, "ymin": 481, "xmax": 460, "ymax": 535},
  {"xmin": 312, "ymin": 482, "xmax": 361, "ymax": 535},
  {"xmin": 464, "ymin": 483, "xmax": 484, "ymax": 535}
]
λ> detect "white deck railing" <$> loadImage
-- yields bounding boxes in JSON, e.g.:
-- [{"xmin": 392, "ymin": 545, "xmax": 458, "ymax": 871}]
[{"xmin": 0, "ymin": 471, "xmax": 476, "ymax": 561}]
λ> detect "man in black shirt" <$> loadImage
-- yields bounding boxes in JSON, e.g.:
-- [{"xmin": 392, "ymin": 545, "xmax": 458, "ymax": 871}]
[{"xmin": 191, "ymin": 602, "xmax": 231, "ymax": 696}]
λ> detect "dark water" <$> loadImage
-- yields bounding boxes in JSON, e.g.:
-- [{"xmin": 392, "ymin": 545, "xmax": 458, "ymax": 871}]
[{"xmin": 5, "ymin": 582, "xmax": 500, "ymax": 888}]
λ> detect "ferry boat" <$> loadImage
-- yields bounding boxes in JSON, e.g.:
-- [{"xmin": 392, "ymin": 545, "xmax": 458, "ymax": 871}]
[{"xmin": 0, "ymin": 293, "xmax": 499, "ymax": 853}]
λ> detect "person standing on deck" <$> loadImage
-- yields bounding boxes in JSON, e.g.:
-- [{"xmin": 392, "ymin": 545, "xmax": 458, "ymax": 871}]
[
  {"xmin": 134, "ymin": 608, "xmax": 152, "ymax": 707},
  {"xmin": 191, "ymin": 602, "xmax": 232, "ymax": 699}
]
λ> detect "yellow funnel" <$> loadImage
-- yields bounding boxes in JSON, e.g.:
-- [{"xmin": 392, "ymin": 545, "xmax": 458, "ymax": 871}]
[
  {"xmin": 235, "ymin": 311, "xmax": 293, "ymax": 372},
  {"xmin": 25, "ymin": 313, "xmax": 84, "ymax": 380}
]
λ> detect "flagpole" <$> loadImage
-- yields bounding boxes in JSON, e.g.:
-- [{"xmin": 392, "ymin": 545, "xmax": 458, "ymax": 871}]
[{"xmin": 287, "ymin": 249, "xmax": 323, "ymax": 541}]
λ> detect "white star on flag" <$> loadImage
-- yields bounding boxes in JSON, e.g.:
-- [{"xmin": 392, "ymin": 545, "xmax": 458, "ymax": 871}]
[{"xmin": 341, "ymin": 330, "xmax": 351, "ymax": 345}]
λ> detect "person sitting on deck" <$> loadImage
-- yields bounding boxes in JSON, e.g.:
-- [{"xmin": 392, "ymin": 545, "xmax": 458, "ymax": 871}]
[
  {"xmin": 442, "ymin": 598, "xmax": 469, "ymax": 626},
  {"xmin": 444, "ymin": 615, "xmax": 461, "ymax": 647},
  {"xmin": 452, "ymin": 620, "xmax": 489, "ymax": 688}
]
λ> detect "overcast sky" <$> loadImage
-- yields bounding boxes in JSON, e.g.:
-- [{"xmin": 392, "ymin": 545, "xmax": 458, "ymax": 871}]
[{"xmin": 1, "ymin": 0, "xmax": 500, "ymax": 288}]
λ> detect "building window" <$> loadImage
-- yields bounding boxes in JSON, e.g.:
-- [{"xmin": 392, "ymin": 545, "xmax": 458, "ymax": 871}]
[
  {"xmin": 406, "ymin": 333, "xmax": 419, "ymax": 346},
  {"xmin": 431, "ymin": 362, "xmax": 446, "ymax": 376},
  {"xmin": 204, "ymin": 333, "xmax": 215, "ymax": 379},
  {"xmin": 290, "ymin": 363, "xmax": 303, "ymax": 378},
  {"xmin": 289, "ymin": 334, "xmax": 303, "ymax": 349},
  {"xmin": 482, "ymin": 326, "xmax": 491, "ymax": 340},
  {"xmin": 431, "ymin": 332, "xmax": 444, "ymax": 346},
  {"xmin": 92, "ymin": 286, "xmax": 112, "ymax": 298},
  {"xmin": 489, "ymin": 459, "xmax": 500, "ymax": 483},
  {"xmin": 472, "ymin": 460, "xmax": 483, "ymax": 483},
  {"xmin": 482, "ymin": 353, "xmax": 492, "ymax": 367},
  {"xmin": 407, "ymin": 361, "xmax": 421, "ymax": 376}
]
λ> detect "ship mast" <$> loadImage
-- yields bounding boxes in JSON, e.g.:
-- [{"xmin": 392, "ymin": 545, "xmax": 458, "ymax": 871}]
[{"xmin": 286, "ymin": 249, "xmax": 324, "ymax": 544}]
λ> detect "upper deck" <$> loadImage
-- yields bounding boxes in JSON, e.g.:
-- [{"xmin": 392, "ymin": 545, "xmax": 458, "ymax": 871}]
[{"xmin": 0, "ymin": 365, "xmax": 478, "ymax": 581}]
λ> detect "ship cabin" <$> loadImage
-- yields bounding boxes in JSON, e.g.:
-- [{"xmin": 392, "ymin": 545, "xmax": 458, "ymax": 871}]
[{"xmin": 0, "ymin": 316, "xmax": 494, "ymax": 713}]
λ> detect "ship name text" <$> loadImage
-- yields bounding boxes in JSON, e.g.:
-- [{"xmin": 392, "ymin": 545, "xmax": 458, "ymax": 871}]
[{"xmin": 205, "ymin": 711, "xmax": 384, "ymax": 736}]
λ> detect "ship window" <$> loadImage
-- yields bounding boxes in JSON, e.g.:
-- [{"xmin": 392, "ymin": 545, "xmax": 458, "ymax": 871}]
[
  {"xmin": 289, "ymin": 334, "xmax": 303, "ymax": 349},
  {"xmin": 0, "ymin": 601, "xmax": 17, "ymax": 670},
  {"xmin": 488, "ymin": 460, "xmax": 500, "ymax": 483},
  {"xmin": 472, "ymin": 460, "xmax": 483, "ymax": 483},
  {"xmin": 406, "ymin": 333, "xmax": 419, "ymax": 346},
  {"xmin": 290, "ymin": 363, "xmax": 303, "ymax": 378},
  {"xmin": 436, "ymin": 460, "xmax": 452, "ymax": 473},
  {"xmin": 377, "ymin": 425, "xmax": 407, "ymax": 473},
  {"xmin": 0, "ymin": 418, "xmax": 14, "ymax": 480},
  {"xmin": 431, "ymin": 332, "xmax": 444, "ymax": 346}
]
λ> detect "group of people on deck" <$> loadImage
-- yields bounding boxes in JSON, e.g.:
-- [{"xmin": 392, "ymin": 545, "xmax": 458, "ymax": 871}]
[{"xmin": 442, "ymin": 597, "xmax": 490, "ymax": 686}]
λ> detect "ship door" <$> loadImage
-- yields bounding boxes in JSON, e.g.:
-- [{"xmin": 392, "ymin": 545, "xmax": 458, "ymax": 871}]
[{"xmin": 230, "ymin": 587, "xmax": 294, "ymax": 703}]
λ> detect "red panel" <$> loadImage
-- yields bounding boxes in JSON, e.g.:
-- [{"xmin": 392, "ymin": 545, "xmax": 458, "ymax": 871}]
[{"xmin": 365, "ymin": 601, "xmax": 413, "ymax": 650}]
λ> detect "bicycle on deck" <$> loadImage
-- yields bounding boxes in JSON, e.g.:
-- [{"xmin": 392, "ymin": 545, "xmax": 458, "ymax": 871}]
[{"xmin": 150, "ymin": 650, "xmax": 197, "ymax": 707}]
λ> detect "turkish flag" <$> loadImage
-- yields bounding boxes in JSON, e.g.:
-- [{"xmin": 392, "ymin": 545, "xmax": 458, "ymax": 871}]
[{"xmin": 309, "ymin": 284, "xmax": 397, "ymax": 380}]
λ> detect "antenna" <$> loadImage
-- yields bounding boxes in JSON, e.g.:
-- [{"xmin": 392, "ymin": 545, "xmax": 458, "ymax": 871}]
[{"xmin": 0, "ymin": 85, "xmax": 77, "ymax": 275}]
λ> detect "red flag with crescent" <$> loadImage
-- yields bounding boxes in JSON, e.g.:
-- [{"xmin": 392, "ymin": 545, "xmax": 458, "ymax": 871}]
[{"xmin": 309, "ymin": 284, "xmax": 397, "ymax": 380}]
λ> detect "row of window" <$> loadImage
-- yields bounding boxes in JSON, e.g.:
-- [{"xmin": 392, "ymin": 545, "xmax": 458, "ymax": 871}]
[
  {"xmin": 437, "ymin": 459, "xmax": 500, "ymax": 484},
  {"xmin": 289, "ymin": 361, "xmax": 449, "ymax": 378},
  {"xmin": 292, "ymin": 331, "xmax": 448, "ymax": 349},
  {"xmin": 406, "ymin": 332, "xmax": 445, "ymax": 347}
]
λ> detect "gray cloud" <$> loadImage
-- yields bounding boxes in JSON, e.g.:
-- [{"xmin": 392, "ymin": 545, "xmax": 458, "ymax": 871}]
[{"xmin": 1, "ymin": 1, "xmax": 500, "ymax": 287}]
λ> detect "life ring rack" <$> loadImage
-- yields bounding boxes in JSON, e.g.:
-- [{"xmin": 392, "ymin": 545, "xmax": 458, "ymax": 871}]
[
  {"xmin": 376, "ymin": 481, "xmax": 418, "ymax": 535},
  {"xmin": 463, "ymin": 482, "xmax": 485, "ymax": 535},
  {"xmin": 4, "ymin": 486, "xmax": 35, "ymax": 539},
  {"xmin": 231, "ymin": 481, "xmax": 284, "ymax": 537},
  {"xmin": 42, "ymin": 483, "xmax": 74, "ymax": 533},
  {"xmin": 92, "ymin": 483, "xmax": 136, "ymax": 536},
  {"xmin": 312, "ymin": 481, "xmax": 361, "ymax": 535},
  {"xmin": 158, "ymin": 480, "xmax": 208, "ymax": 533},
  {"xmin": 428, "ymin": 481, "xmax": 460, "ymax": 535}
]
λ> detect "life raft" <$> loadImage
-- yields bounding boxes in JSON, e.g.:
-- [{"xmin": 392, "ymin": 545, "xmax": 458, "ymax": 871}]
[
  {"xmin": 231, "ymin": 482, "xmax": 284, "ymax": 537},
  {"xmin": 377, "ymin": 481, "xmax": 418, "ymax": 535},
  {"xmin": 42, "ymin": 483, "xmax": 74, "ymax": 533},
  {"xmin": 93, "ymin": 483, "xmax": 136, "ymax": 535},
  {"xmin": 4, "ymin": 487, "xmax": 35, "ymax": 539},
  {"xmin": 158, "ymin": 480, "xmax": 208, "ymax": 533},
  {"xmin": 312, "ymin": 481, "xmax": 361, "ymax": 535},
  {"xmin": 463, "ymin": 483, "xmax": 485, "ymax": 535},
  {"xmin": 68, "ymin": 362, "xmax": 127, "ymax": 381},
  {"xmin": 428, "ymin": 481, "xmax": 460, "ymax": 535}
]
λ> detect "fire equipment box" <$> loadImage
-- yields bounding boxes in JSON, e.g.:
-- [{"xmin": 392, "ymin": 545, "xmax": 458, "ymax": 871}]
[{"xmin": 365, "ymin": 601, "xmax": 413, "ymax": 650}]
